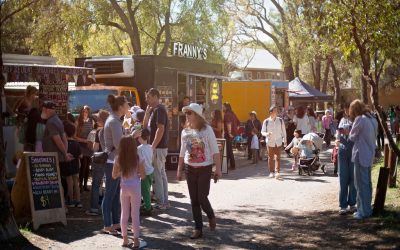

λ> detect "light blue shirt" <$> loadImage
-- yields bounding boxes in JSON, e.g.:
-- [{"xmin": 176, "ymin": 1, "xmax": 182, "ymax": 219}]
[{"xmin": 349, "ymin": 113, "xmax": 378, "ymax": 167}]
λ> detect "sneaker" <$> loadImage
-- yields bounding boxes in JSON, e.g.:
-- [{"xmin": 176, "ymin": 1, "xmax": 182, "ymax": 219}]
[
  {"xmin": 85, "ymin": 209, "xmax": 101, "ymax": 216},
  {"xmin": 275, "ymin": 173, "xmax": 281, "ymax": 179},
  {"xmin": 269, "ymin": 173, "xmax": 274, "ymax": 178},
  {"xmin": 353, "ymin": 212, "xmax": 363, "ymax": 220},
  {"xmin": 74, "ymin": 201, "xmax": 83, "ymax": 208},
  {"xmin": 140, "ymin": 208, "xmax": 152, "ymax": 216},
  {"xmin": 155, "ymin": 204, "xmax": 167, "ymax": 210},
  {"xmin": 339, "ymin": 208, "xmax": 347, "ymax": 215},
  {"xmin": 348, "ymin": 206, "xmax": 357, "ymax": 213}
]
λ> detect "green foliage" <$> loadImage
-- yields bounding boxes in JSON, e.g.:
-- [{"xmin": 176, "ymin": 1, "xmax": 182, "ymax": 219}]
[{"xmin": 1, "ymin": 0, "xmax": 231, "ymax": 65}]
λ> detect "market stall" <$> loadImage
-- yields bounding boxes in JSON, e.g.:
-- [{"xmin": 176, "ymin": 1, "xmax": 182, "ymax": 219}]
[
  {"xmin": 288, "ymin": 77, "xmax": 333, "ymax": 106},
  {"xmin": 2, "ymin": 63, "xmax": 94, "ymax": 177}
]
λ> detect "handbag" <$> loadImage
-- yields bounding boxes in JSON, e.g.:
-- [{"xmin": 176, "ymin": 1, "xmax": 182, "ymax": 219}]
[
  {"xmin": 91, "ymin": 147, "xmax": 115, "ymax": 164},
  {"xmin": 91, "ymin": 151, "xmax": 108, "ymax": 164}
]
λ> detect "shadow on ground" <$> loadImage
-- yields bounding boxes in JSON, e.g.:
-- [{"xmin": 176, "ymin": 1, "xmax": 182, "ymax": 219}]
[{"xmin": 24, "ymin": 201, "xmax": 400, "ymax": 249}]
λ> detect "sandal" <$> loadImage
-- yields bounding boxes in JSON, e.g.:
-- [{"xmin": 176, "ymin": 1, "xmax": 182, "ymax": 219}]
[{"xmin": 100, "ymin": 229, "xmax": 119, "ymax": 236}]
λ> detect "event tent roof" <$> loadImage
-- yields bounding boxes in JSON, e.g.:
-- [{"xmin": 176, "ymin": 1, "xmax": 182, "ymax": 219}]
[{"xmin": 288, "ymin": 77, "xmax": 333, "ymax": 101}]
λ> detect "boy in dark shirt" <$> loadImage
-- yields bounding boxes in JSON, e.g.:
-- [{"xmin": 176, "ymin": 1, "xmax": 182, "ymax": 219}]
[{"xmin": 61, "ymin": 121, "xmax": 82, "ymax": 207}]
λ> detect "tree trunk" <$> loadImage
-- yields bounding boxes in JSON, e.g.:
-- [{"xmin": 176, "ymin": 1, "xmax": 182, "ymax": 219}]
[
  {"xmin": 284, "ymin": 65, "xmax": 295, "ymax": 81},
  {"xmin": 361, "ymin": 76, "xmax": 368, "ymax": 104},
  {"xmin": 329, "ymin": 58, "xmax": 341, "ymax": 108},
  {"xmin": 129, "ymin": 31, "xmax": 141, "ymax": 55},
  {"xmin": 321, "ymin": 60, "xmax": 329, "ymax": 93},
  {"xmin": 313, "ymin": 56, "xmax": 321, "ymax": 91},
  {"xmin": 159, "ymin": 0, "xmax": 172, "ymax": 56}
]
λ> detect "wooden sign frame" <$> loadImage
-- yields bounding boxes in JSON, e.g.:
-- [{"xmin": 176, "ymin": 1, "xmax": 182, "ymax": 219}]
[
  {"xmin": 24, "ymin": 152, "xmax": 67, "ymax": 230},
  {"xmin": 216, "ymin": 139, "xmax": 228, "ymax": 174}
]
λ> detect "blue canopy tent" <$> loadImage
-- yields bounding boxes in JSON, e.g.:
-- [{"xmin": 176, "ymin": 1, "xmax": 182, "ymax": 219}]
[{"xmin": 288, "ymin": 77, "xmax": 333, "ymax": 102}]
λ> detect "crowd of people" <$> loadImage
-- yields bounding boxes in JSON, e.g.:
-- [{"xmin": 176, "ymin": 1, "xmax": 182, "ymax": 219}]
[
  {"xmin": 13, "ymin": 83, "xmax": 400, "ymax": 246},
  {"xmin": 16, "ymin": 87, "xmax": 222, "ymax": 247}
]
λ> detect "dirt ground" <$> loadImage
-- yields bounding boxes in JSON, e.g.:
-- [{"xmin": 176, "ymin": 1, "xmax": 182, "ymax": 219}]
[{"xmin": 2, "ymin": 149, "xmax": 400, "ymax": 249}]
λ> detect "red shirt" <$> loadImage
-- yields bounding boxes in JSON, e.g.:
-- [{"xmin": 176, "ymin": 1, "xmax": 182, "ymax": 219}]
[{"xmin": 224, "ymin": 111, "xmax": 240, "ymax": 137}]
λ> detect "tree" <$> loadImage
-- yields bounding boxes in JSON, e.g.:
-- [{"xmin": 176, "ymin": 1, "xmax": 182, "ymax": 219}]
[
  {"xmin": 231, "ymin": 0, "xmax": 298, "ymax": 80},
  {"xmin": 327, "ymin": 0, "xmax": 400, "ymax": 156}
]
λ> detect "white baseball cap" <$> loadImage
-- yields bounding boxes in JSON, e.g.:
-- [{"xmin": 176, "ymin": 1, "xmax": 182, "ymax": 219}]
[{"xmin": 182, "ymin": 103, "xmax": 204, "ymax": 119}]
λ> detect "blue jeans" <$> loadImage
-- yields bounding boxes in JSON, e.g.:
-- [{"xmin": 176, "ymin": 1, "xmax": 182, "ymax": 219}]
[
  {"xmin": 90, "ymin": 162, "xmax": 105, "ymax": 211},
  {"xmin": 102, "ymin": 163, "xmax": 121, "ymax": 227},
  {"xmin": 354, "ymin": 162, "xmax": 372, "ymax": 218},
  {"xmin": 338, "ymin": 150, "xmax": 356, "ymax": 209}
]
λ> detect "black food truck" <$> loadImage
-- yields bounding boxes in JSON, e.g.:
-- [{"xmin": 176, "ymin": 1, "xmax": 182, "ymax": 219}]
[{"xmin": 76, "ymin": 53, "xmax": 224, "ymax": 169}]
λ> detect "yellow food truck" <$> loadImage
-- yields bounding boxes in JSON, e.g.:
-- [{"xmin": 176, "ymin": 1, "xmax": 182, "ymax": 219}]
[{"xmin": 222, "ymin": 80, "xmax": 289, "ymax": 122}]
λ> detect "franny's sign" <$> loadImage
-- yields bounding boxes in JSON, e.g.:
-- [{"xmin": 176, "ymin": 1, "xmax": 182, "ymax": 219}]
[{"xmin": 172, "ymin": 42, "xmax": 207, "ymax": 60}]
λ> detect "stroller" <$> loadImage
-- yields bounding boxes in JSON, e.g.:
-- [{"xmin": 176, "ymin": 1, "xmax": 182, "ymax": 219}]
[{"xmin": 297, "ymin": 133, "xmax": 326, "ymax": 176}]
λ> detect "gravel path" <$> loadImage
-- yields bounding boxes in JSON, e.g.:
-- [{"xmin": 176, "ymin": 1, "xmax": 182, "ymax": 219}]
[{"xmin": 17, "ymin": 149, "xmax": 400, "ymax": 249}]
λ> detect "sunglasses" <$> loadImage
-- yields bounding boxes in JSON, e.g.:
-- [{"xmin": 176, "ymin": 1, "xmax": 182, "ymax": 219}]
[{"xmin": 185, "ymin": 111, "xmax": 193, "ymax": 116}]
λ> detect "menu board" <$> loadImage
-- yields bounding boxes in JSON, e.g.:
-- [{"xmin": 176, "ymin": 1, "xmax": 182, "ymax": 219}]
[
  {"xmin": 158, "ymin": 86, "xmax": 174, "ymax": 130},
  {"xmin": 39, "ymin": 73, "xmax": 68, "ymax": 119},
  {"xmin": 27, "ymin": 154, "xmax": 62, "ymax": 211}
]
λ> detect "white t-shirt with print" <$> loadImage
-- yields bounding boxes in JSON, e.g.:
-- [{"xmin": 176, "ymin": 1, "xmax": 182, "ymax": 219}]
[
  {"xmin": 179, "ymin": 125, "xmax": 219, "ymax": 167},
  {"xmin": 138, "ymin": 144, "xmax": 154, "ymax": 175}
]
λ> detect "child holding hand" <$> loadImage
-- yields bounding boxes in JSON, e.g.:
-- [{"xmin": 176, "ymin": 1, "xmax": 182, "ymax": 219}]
[{"xmin": 284, "ymin": 129, "xmax": 302, "ymax": 171}]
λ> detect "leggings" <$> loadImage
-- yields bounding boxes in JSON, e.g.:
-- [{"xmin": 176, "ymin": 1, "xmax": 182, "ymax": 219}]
[
  {"xmin": 120, "ymin": 185, "xmax": 141, "ymax": 238},
  {"xmin": 79, "ymin": 156, "xmax": 91, "ymax": 188}
]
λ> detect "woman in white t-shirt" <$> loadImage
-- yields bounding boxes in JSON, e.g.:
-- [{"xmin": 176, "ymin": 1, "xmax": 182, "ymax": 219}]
[
  {"xmin": 177, "ymin": 103, "xmax": 222, "ymax": 240},
  {"xmin": 293, "ymin": 106, "xmax": 311, "ymax": 135}
]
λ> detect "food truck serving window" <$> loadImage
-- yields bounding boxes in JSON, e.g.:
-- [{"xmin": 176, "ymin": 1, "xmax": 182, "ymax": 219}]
[{"xmin": 68, "ymin": 89, "xmax": 117, "ymax": 114}]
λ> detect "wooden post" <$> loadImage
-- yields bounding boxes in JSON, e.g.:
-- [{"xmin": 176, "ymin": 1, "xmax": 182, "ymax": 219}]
[
  {"xmin": 388, "ymin": 149, "xmax": 398, "ymax": 188},
  {"xmin": 373, "ymin": 167, "xmax": 390, "ymax": 214},
  {"xmin": 384, "ymin": 143, "xmax": 390, "ymax": 168}
]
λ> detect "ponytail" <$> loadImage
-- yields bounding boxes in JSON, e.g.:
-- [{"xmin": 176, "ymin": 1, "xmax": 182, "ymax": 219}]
[{"xmin": 107, "ymin": 95, "xmax": 126, "ymax": 112}]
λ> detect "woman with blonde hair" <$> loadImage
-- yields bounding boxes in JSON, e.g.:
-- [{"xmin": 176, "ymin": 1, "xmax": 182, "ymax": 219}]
[
  {"xmin": 348, "ymin": 99, "xmax": 378, "ymax": 219},
  {"xmin": 177, "ymin": 103, "xmax": 222, "ymax": 239}
]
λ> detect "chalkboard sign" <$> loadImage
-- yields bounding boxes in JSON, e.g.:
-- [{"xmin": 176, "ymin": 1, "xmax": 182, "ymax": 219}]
[
  {"xmin": 28, "ymin": 155, "xmax": 62, "ymax": 211},
  {"xmin": 15, "ymin": 152, "xmax": 68, "ymax": 230}
]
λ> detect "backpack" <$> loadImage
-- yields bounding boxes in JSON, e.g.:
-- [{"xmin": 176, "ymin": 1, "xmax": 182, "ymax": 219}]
[{"xmin": 262, "ymin": 117, "xmax": 284, "ymax": 139}]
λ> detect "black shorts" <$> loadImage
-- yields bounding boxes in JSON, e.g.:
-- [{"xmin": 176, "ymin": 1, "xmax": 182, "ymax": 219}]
[{"xmin": 59, "ymin": 161, "xmax": 79, "ymax": 177}]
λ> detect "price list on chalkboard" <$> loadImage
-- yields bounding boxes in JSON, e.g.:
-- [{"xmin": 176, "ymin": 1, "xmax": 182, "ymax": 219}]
[{"xmin": 28, "ymin": 155, "xmax": 62, "ymax": 211}]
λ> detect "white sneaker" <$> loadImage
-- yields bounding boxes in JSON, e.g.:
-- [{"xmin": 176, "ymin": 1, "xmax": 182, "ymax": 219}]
[
  {"xmin": 339, "ymin": 208, "xmax": 347, "ymax": 215},
  {"xmin": 269, "ymin": 173, "xmax": 274, "ymax": 178},
  {"xmin": 348, "ymin": 206, "xmax": 357, "ymax": 213},
  {"xmin": 275, "ymin": 173, "xmax": 281, "ymax": 179}
]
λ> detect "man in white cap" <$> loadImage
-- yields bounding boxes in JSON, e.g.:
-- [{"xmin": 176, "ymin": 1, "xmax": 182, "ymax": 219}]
[
  {"xmin": 261, "ymin": 105, "xmax": 287, "ymax": 179},
  {"xmin": 245, "ymin": 111, "xmax": 262, "ymax": 160}
]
